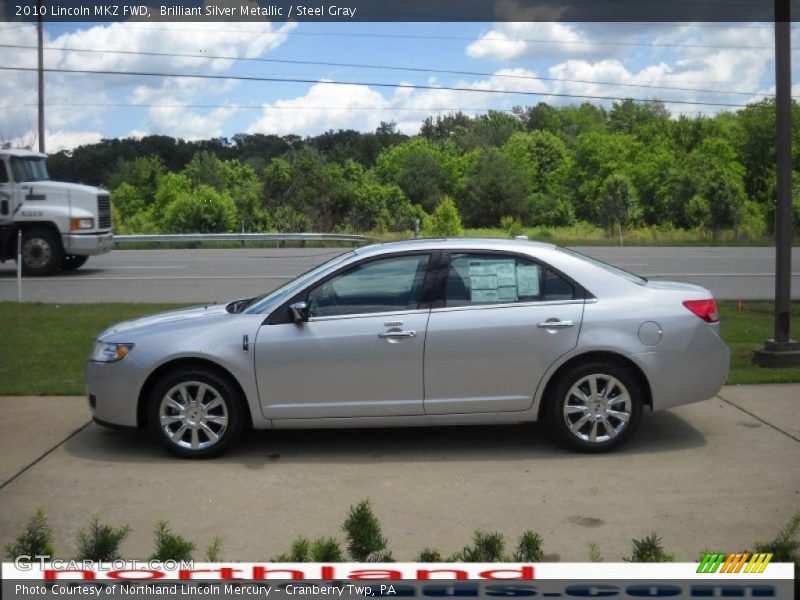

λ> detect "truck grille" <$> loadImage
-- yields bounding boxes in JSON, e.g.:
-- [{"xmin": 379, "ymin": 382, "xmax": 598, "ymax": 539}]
[{"xmin": 97, "ymin": 194, "xmax": 112, "ymax": 229}]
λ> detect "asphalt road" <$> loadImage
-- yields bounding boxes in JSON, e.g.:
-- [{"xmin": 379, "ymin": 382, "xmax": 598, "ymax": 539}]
[{"xmin": 1, "ymin": 245, "xmax": 799, "ymax": 303}]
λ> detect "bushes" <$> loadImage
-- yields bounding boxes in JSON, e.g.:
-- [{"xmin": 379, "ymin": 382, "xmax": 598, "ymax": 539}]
[
  {"xmin": 150, "ymin": 521, "xmax": 195, "ymax": 562},
  {"xmin": 4, "ymin": 508, "xmax": 54, "ymax": 560},
  {"xmin": 5, "ymin": 506, "xmax": 798, "ymax": 566},
  {"xmin": 76, "ymin": 516, "xmax": 131, "ymax": 561},
  {"xmin": 422, "ymin": 196, "xmax": 463, "ymax": 237}
]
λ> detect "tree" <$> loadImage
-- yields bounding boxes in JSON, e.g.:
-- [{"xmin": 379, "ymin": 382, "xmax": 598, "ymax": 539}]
[
  {"xmin": 599, "ymin": 173, "xmax": 640, "ymax": 238},
  {"xmin": 462, "ymin": 148, "xmax": 529, "ymax": 227},
  {"xmin": 423, "ymin": 196, "xmax": 462, "ymax": 237},
  {"xmin": 183, "ymin": 152, "xmax": 267, "ymax": 231},
  {"xmin": 161, "ymin": 185, "xmax": 237, "ymax": 233}
]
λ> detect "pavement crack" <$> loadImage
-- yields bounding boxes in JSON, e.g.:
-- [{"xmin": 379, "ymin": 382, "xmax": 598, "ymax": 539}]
[
  {"xmin": 717, "ymin": 394, "xmax": 800, "ymax": 444},
  {"xmin": 0, "ymin": 421, "xmax": 91, "ymax": 491}
]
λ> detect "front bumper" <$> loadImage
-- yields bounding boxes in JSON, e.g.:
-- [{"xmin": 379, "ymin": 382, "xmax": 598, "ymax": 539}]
[
  {"xmin": 85, "ymin": 359, "xmax": 143, "ymax": 428},
  {"xmin": 63, "ymin": 231, "xmax": 113, "ymax": 256}
]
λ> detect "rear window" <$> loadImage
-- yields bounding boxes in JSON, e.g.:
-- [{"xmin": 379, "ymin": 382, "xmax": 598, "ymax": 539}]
[{"xmin": 557, "ymin": 247, "xmax": 647, "ymax": 285}]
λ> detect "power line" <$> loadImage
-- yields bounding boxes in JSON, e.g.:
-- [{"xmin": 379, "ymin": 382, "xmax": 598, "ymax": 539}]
[
  {"xmin": 0, "ymin": 65, "xmax": 761, "ymax": 108},
  {"xmin": 35, "ymin": 22, "xmax": 784, "ymax": 49},
  {"xmin": 0, "ymin": 43, "xmax": 775, "ymax": 97}
]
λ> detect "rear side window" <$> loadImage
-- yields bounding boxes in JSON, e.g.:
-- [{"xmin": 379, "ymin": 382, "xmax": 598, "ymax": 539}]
[{"xmin": 444, "ymin": 253, "xmax": 576, "ymax": 307}]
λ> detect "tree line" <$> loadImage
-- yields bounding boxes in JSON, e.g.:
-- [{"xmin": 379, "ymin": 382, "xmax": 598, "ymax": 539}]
[{"xmin": 46, "ymin": 99, "xmax": 800, "ymax": 238}]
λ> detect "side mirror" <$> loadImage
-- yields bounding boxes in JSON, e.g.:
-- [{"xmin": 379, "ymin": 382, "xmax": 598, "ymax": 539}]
[{"xmin": 289, "ymin": 301, "xmax": 310, "ymax": 323}]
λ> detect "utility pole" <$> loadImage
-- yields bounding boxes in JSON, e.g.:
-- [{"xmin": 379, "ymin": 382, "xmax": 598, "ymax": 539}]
[
  {"xmin": 754, "ymin": 0, "xmax": 800, "ymax": 366},
  {"xmin": 37, "ymin": 0, "xmax": 45, "ymax": 154}
]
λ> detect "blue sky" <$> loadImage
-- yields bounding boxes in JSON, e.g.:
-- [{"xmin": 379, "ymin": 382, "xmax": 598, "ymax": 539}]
[{"xmin": 0, "ymin": 20, "xmax": 793, "ymax": 151}]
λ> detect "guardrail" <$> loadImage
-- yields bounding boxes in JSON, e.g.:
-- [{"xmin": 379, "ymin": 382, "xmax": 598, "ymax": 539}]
[{"xmin": 113, "ymin": 232, "xmax": 371, "ymax": 245}]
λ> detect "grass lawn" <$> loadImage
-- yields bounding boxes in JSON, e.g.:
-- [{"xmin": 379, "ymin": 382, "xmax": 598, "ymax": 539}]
[{"xmin": 0, "ymin": 300, "xmax": 798, "ymax": 396}]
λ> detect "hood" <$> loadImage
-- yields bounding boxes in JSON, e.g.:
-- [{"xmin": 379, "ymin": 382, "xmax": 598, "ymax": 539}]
[
  {"xmin": 98, "ymin": 303, "xmax": 231, "ymax": 339},
  {"xmin": 20, "ymin": 180, "xmax": 104, "ymax": 196}
]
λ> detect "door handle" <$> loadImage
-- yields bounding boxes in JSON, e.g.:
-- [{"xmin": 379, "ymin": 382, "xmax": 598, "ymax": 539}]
[
  {"xmin": 378, "ymin": 330, "xmax": 417, "ymax": 339},
  {"xmin": 537, "ymin": 320, "xmax": 575, "ymax": 329}
]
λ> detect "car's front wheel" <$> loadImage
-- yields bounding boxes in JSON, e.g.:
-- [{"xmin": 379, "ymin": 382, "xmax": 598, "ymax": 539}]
[
  {"xmin": 147, "ymin": 367, "xmax": 246, "ymax": 458},
  {"xmin": 547, "ymin": 361, "xmax": 643, "ymax": 452}
]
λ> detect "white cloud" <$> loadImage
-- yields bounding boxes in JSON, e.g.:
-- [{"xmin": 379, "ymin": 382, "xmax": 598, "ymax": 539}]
[
  {"xmin": 467, "ymin": 22, "xmax": 591, "ymax": 61},
  {"xmin": 0, "ymin": 20, "xmax": 296, "ymax": 143},
  {"xmin": 247, "ymin": 80, "xmax": 390, "ymax": 135}
]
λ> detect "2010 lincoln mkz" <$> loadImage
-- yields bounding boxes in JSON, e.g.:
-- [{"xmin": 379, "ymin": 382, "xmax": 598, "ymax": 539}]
[{"xmin": 86, "ymin": 239, "xmax": 730, "ymax": 458}]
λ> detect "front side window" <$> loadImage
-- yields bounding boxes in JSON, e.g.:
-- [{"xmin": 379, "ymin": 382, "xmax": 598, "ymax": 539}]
[
  {"xmin": 0, "ymin": 161, "xmax": 9, "ymax": 184},
  {"xmin": 308, "ymin": 254, "xmax": 430, "ymax": 318},
  {"xmin": 444, "ymin": 253, "xmax": 576, "ymax": 307}
]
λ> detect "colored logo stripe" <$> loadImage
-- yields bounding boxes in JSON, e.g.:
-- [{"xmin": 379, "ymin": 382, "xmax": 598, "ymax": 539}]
[{"xmin": 697, "ymin": 552, "xmax": 773, "ymax": 574}]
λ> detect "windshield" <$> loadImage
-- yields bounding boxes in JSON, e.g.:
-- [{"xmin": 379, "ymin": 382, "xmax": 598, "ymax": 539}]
[
  {"xmin": 245, "ymin": 251, "xmax": 356, "ymax": 314},
  {"xmin": 10, "ymin": 157, "xmax": 50, "ymax": 182},
  {"xmin": 558, "ymin": 247, "xmax": 647, "ymax": 285}
]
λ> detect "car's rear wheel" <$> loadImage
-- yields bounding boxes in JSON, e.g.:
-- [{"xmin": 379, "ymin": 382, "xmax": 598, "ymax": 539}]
[
  {"xmin": 547, "ymin": 361, "xmax": 643, "ymax": 452},
  {"xmin": 147, "ymin": 367, "xmax": 246, "ymax": 458},
  {"xmin": 61, "ymin": 254, "xmax": 89, "ymax": 271}
]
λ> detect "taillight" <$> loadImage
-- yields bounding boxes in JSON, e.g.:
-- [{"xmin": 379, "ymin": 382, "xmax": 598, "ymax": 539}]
[{"xmin": 683, "ymin": 299, "xmax": 719, "ymax": 323}]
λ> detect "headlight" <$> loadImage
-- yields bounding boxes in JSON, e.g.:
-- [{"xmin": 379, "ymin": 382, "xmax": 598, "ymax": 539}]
[
  {"xmin": 71, "ymin": 218, "xmax": 94, "ymax": 230},
  {"xmin": 90, "ymin": 341, "xmax": 134, "ymax": 363}
]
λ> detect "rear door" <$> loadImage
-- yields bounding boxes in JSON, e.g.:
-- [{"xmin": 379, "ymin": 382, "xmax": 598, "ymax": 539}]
[{"xmin": 423, "ymin": 251, "xmax": 584, "ymax": 415}]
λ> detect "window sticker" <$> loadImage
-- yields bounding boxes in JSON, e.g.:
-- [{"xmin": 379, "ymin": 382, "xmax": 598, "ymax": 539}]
[
  {"xmin": 517, "ymin": 264, "xmax": 541, "ymax": 297},
  {"xmin": 468, "ymin": 259, "xmax": 518, "ymax": 303}
]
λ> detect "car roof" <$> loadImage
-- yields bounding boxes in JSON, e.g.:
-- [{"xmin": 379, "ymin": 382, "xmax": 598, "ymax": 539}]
[{"xmin": 354, "ymin": 237, "xmax": 556, "ymax": 258}]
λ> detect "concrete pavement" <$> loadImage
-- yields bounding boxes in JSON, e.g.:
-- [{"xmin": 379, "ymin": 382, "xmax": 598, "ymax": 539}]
[{"xmin": 0, "ymin": 386, "xmax": 798, "ymax": 562}]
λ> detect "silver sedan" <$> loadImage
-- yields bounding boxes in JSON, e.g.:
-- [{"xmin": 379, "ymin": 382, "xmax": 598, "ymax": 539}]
[{"xmin": 86, "ymin": 239, "xmax": 730, "ymax": 458}]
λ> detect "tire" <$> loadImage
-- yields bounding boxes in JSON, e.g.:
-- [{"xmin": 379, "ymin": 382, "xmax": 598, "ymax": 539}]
[
  {"xmin": 20, "ymin": 228, "xmax": 64, "ymax": 276},
  {"xmin": 546, "ymin": 361, "xmax": 643, "ymax": 453},
  {"xmin": 147, "ymin": 367, "xmax": 246, "ymax": 458},
  {"xmin": 61, "ymin": 254, "xmax": 89, "ymax": 271}
]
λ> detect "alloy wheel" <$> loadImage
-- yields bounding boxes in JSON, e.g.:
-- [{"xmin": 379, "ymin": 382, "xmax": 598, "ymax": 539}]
[
  {"xmin": 159, "ymin": 381, "xmax": 229, "ymax": 451},
  {"xmin": 562, "ymin": 373, "xmax": 632, "ymax": 444}
]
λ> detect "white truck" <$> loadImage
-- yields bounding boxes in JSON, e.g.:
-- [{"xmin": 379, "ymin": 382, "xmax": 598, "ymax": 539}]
[{"xmin": 0, "ymin": 147, "xmax": 113, "ymax": 275}]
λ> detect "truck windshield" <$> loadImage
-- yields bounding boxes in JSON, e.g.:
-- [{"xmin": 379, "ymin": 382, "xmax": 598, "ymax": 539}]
[{"xmin": 10, "ymin": 157, "xmax": 50, "ymax": 182}]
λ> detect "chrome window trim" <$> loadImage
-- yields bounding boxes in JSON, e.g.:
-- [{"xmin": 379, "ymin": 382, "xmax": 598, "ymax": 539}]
[
  {"xmin": 430, "ymin": 299, "xmax": 588, "ymax": 314},
  {"xmin": 307, "ymin": 308, "xmax": 431, "ymax": 323}
]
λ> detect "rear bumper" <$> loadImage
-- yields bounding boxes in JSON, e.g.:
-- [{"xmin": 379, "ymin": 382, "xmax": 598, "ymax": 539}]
[
  {"xmin": 634, "ymin": 325, "xmax": 730, "ymax": 411},
  {"xmin": 63, "ymin": 231, "xmax": 113, "ymax": 256}
]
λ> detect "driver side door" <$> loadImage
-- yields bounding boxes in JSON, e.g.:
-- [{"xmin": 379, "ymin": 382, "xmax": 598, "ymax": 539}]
[{"xmin": 254, "ymin": 252, "xmax": 434, "ymax": 420}]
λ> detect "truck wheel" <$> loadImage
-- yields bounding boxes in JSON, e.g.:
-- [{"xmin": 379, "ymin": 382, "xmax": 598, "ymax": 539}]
[
  {"xmin": 20, "ymin": 228, "xmax": 64, "ymax": 276},
  {"xmin": 61, "ymin": 255, "xmax": 89, "ymax": 271}
]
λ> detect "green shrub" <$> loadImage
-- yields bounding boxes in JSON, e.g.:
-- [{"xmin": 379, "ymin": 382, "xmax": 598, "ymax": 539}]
[
  {"xmin": 75, "ymin": 516, "xmax": 131, "ymax": 561},
  {"xmin": 310, "ymin": 538, "xmax": 345, "ymax": 562},
  {"xmin": 588, "ymin": 542, "xmax": 604, "ymax": 562},
  {"xmin": 4, "ymin": 508, "xmax": 54, "ymax": 560},
  {"xmin": 150, "ymin": 521, "xmax": 195, "ymax": 562},
  {"xmin": 205, "ymin": 536, "xmax": 223, "ymax": 562},
  {"xmin": 422, "ymin": 196, "xmax": 463, "ymax": 237},
  {"xmin": 343, "ymin": 499, "xmax": 389, "ymax": 562},
  {"xmin": 458, "ymin": 531, "xmax": 506, "ymax": 562},
  {"xmin": 624, "ymin": 533, "xmax": 674, "ymax": 562},
  {"xmin": 500, "ymin": 215, "xmax": 523, "ymax": 238},
  {"xmin": 513, "ymin": 531, "xmax": 545, "ymax": 562},
  {"xmin": 416, "ymin": 548, "xmax": 444, "ymax": 562}
]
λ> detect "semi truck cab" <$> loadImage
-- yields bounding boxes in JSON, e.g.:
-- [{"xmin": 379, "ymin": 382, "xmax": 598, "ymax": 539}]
[{"xmin": 0, "ymin": 147, "xmax": 113, "ymax": 275}]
